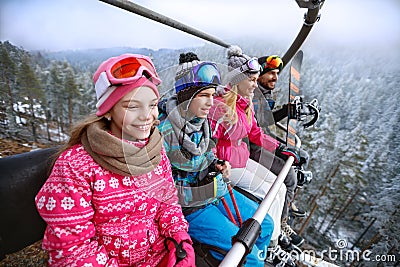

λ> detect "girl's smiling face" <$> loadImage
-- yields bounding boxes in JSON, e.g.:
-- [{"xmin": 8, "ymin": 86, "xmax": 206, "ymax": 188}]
[{"xmin": 109, "ymin": 86, "xmax": 158, "ymax": 141}]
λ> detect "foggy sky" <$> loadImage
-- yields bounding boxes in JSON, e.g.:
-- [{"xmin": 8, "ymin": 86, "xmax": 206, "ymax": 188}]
[{"xmin": 1, "ymin": 0, "xmax": 399, "ymax": 52}]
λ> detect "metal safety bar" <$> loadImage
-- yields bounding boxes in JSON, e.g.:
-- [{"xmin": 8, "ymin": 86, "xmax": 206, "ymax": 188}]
[{"xmin": 219, "ymin": 127, "xmax": 301, "ymax": 266}]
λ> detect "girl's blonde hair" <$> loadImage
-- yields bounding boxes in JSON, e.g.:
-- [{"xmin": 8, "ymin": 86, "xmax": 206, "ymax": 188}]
[{"xmin": 222, "ymin": 84, "xmax": 252, "ymax": 125}]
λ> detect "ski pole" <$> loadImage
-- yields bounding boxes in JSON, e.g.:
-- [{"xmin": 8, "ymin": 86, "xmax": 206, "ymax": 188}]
[
  {"xmin": 99, "ymin": 0, "xmax": 230, "ymax": 48},
  {"xmin": 217, "ymin": 159, "xmax": 243, "ymax": 227},
  {"xmin": 221, "ymin": 197, "xmax": 238, "ymax": 227},
  {"xmin": 227, "ymin": 184, "xmax": 243, "ymax": 227}
]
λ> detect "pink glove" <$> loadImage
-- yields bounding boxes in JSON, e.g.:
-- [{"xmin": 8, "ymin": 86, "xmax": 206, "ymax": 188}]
[
  {"xmin": 165, "ymin": 233, "xmax": 195, "ymax": 267},
  {"xmin": 167, "ymin": 241, "xmax": 196, "ymax": 267}
]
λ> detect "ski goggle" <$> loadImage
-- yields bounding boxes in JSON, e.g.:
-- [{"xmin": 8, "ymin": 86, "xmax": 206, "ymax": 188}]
[
  {"xmin": 95, "ymin": 55, "xmax": 161, "ymax": 96},
  {"xmin": 237, "ymin": 58, "xmax": 261, "ymax": 73},
  {"xmin": 175, "ymin": 62, "xmax": 221, "ymax": 92},
  {"xmin": 261, "ymin": 55, "xmax": 283, "ymax": 72}
]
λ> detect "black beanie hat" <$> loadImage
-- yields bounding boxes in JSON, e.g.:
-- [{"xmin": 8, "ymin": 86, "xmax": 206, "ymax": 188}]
[{"xmin": 175, "ymin": 52, "xmax": 201, "ymax": 104}]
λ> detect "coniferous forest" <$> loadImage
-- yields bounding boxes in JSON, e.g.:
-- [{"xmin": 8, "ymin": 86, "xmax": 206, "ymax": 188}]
[{"xmin": 0, "ymin": 40, "xmax": 399, "ymax": 266}]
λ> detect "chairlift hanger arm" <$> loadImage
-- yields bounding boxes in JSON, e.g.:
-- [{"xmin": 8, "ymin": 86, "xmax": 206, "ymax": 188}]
[
  {"xmin": 99, "ymin": 0, "xmax": 230, "ymax": 48},
  {"xmin": 281, "ymin": 0, "xmax": 325, "ymax": 68},
  {"xmin": 99, "ymin": 0, "xmax": 324, "ymax": 67}
]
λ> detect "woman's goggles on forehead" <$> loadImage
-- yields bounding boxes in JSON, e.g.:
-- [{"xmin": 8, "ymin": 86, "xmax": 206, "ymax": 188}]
[
  {"xmin": 175, "ymin": 62, "xmax": 221, "ymax": 92},
  {"xmin": 239, "ymin": 58, "xmax": 261, "ymax": 73}
]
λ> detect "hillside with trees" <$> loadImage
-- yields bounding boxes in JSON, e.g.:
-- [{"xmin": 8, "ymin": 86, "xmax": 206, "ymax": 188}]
[{"xmin": 0, "ymin": 40, "xmax": 399, "ymax": 266}]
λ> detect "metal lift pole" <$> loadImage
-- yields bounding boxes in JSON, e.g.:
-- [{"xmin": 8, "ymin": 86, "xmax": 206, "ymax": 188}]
[{"xmin": 99, "ymin": 0, "xmax": 230, "ymax": 48}]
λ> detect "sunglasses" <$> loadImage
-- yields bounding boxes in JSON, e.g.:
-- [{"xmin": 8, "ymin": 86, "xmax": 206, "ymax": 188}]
[
  {"xmin": 237, "ymin": 58, "xmax": 261, "ymax": 73},
  {"xmin": 175, "ymin": 62, "xmax": 221, "ymax": 92},
  {"xmin": 95, "ymin": 55, "xmax": 161, "ymax": 95},
  {"xmin": 261, "ymin": 55, "xmax": 283, "ymax": 71}
]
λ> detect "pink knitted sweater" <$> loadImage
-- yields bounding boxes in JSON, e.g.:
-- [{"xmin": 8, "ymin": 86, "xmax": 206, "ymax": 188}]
[{"xmin": 35, "ymin": 144, "xmax": 190, "ymax": 267}]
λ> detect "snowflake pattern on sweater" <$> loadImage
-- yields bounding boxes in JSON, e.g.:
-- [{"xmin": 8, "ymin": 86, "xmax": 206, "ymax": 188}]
[{"xmin": 35, "ymin": 144, "xmax": 190, "ymax": 267}]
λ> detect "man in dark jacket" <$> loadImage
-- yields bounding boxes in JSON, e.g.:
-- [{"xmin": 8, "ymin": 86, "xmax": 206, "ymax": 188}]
[{"xmin": 250, "ymin": 55, "xmax": 306, "ymax": 248}]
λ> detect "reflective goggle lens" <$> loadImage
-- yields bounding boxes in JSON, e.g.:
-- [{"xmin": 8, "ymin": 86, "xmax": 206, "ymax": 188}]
[
  {"xmin": 175, "ymin": 62, "xmax": 221, "ymax": 91},
  {"xmin": 246, "ymin": 58, "xmax": 261, "ymax": 72},
  {"xmin": 238, "ymin": 57, "xmax": 260, "ymax": 73},
  {"xmin": 263, "ymin": 56, "xmax": 283, "ymax": 70},
  {"xmin": 110, "ymin": 57, "xmax": 158, "ymax": 79},
  {"xmin": 193, "ymin": 63, "xmax": 221, "ymax": 85}
]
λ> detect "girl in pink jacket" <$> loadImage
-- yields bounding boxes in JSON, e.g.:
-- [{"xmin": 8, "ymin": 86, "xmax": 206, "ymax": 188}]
[
  {"xmin": 35, "ymin": 54, "xmax": 195, "ymax": 267},
  {"xmin": 208, "ymin": 46, "xmax": 299, "ymax": 267}
]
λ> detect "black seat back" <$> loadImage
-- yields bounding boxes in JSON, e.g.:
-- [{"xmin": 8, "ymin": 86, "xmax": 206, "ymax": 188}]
[{"xmin": 0, "ymin": 147, "xmax": 58, "ymax": 259}]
